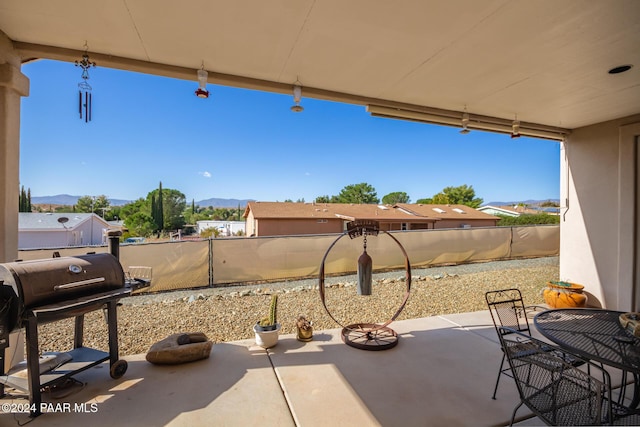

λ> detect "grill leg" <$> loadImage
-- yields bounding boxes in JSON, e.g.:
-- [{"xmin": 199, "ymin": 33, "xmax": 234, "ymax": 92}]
[
  {"xmin": 74, "ymin": 315, "xmax": 84, "ymax": 348},
  {"xmin": 25, "ymin": 313, "xmax": 42, "ymax": 417},
  {"xmin": 0, "ymin": 348, "xmax": 5, "ymax": 398},
  {"xmin": 106, "ymin": 300, "xmax": 119, "ymax": 366}
]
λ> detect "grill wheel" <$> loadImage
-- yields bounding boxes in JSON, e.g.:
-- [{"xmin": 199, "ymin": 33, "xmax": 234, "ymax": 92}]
[{"xmin": 110, "ymin": 359, "xmax": 128, "ymax": 379}]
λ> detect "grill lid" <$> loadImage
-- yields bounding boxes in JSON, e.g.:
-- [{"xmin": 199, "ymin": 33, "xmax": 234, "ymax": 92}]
[{"xmin": 0, "ymin": 253, "xmax": 125, "ymax": 309}]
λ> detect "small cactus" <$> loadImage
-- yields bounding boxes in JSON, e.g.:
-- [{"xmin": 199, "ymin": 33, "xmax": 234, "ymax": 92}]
[{"xmin": 259, "ymin": 294, "xmax": 278, "ymax": 327}]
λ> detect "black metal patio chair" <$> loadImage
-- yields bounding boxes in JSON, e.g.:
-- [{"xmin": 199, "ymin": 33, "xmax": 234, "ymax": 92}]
[
  {"xmin": 498, "ymin": 326, "xmax": 640, "ymax": 426},
  {"xmin": 485, "ymin": 288, "xmax": 583, "ymax": 400}
]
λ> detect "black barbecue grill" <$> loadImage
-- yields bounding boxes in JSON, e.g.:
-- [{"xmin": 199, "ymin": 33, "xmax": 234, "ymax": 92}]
[{"xmin": 0, "ymin": 231, "xmax": 150, "ymax": 417}]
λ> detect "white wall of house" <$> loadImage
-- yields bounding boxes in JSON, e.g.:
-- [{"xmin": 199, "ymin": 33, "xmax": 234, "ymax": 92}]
[
  {"xmin": 19, "ymin": 216, "xmax": 109, "ymax": 249},
  {"xmin": 560, "ymin": 114, "xmax": 640, "ymax": 311},
  {"xmin": 197, "ymin": 220, "xmax": 245, "ymax": 236}
]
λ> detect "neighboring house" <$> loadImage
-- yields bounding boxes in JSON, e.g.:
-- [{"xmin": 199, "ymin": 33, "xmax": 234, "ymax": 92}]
[
  {"xmin": 243, "ymin": 202, "xmax": 497, "ymax": 237},
  {"xmin": 478, "ymin": 205, "xmax": 560, "ymax": 217},
  {"xmin": 197, "ymin": 220, "xmax": 245, "ymax": 236},
  {"xmin": 394, "ymin": 204, "xmax": 499, "ymax": 229},
  {"xmin": 18, "ymin": 213, "xmax": 111, "ymax": 249},
  {"xmin": 477, "ymin": 205, "xmax": 522, "ymax": 217},
  {"xmin": 244, "ymin": 202, "xmax": 437, "ymax": 237}
]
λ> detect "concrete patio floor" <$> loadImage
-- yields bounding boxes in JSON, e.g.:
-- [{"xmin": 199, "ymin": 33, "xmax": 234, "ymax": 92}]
[{"xmin": 0, "ymin": 310, "xmax": 582, "ymax": 426}]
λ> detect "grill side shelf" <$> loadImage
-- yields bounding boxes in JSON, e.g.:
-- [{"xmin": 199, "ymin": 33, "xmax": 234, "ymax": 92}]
[{"xmin": 30, "ymin": 288, "xmax": 131, "ymax": 317}]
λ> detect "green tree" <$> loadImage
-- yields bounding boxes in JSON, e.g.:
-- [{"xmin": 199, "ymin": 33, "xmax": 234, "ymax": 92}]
[
  {"xmin": 152, "ymin": 182, "xmax": 165, "ymax": 231},
  {"xmin": 147, "ymin": 186, "xmax": 186, "ymax": 231},
  {"xmin": 419, "ymin": 185, "xmax": 483, "ymax": 208},
  {"xmin": 76, "ymin": 195, "xmax": 110, "ymax": 214},
  {"xmin": 496, "ymin": 214, "xmax": 560, "ymax": 226},
  {"xmin": 335, "ymin": 183, "xmax": 379, "ymax": 204},
  {"xmin": 381, "ymin": 191, "xmax": 410, "ymax": 204},
  {"xmin": 119, "ymin": 198, "xmax": 147, "ymax": 220},
  {"xmin": 105, "ymin": 205, "xmax": 121, "ymax": 221},
  {"xmin": 55, "ymin": 205, "xmax": 75, "ymax": 213},
  {"xmin": 315, "ymin": 195, "xmax": 335, "ymax": 203},
  {"xmin": 19, "ymin": 185, "xmax": 32, "ymax": 212},
  {"xmin": 124, "ymin": 211, "xmax": 156, "ymax": 236}
]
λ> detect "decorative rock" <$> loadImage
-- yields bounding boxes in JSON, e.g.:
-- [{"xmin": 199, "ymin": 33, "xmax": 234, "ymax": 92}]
[{"xmin": 146, "ymin": 332, "xmax": 213, "ymax": 365}]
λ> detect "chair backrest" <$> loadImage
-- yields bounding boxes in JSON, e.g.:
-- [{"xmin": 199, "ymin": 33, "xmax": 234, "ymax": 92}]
[
  {"xmin": 497, "ymin": 326, "xmax": 609, "ymax": 426},
  {"xmin": 485, "ymin": 288, "xmax": 531, "ymax": 336}
]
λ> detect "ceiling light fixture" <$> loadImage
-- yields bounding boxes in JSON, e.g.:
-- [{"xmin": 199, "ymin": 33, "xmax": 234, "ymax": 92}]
[
  {"xmin": 291, "ymin": 80, "xmax": 304, "ymax": 112},
  {"xmin": 195, "ymin": 62, "xmax": 209, "ymax": 98},
  {"xmin": 460, "ymin": 107, "xmax": 470, "ymax": 134},
  {"xmin": 511, "ymin": 115, "xmax": 521, "ymax": 139}
]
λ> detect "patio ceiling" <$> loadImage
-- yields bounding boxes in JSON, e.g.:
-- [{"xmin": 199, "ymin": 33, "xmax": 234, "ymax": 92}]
[{"xmin": 1, "ymin": 0, "xmax": 639, "ymax": 130}]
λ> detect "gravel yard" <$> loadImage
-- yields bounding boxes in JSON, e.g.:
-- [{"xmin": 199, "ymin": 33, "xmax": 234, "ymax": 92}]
[{"xmin": 36, "ymin": 256, "xmax": 558, "ymax": 356}]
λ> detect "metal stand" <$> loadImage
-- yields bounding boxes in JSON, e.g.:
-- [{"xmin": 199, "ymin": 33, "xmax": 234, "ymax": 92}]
[
  {"xmin": 5, "ymin": 290, "xmax": 130, "ymax": 417},
  {"xmin": 319, "ymin": 220, "xmax": 411, "ymax": 351}
]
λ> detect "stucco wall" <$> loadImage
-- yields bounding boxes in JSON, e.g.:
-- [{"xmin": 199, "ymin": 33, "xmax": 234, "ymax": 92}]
[
  {"xmin": 256, "ymin": 218, "xmax": 343, "ymax": 236},
  {"xmin": 560, "ymin": 114, "xmax": 640, "ymax": 310}
]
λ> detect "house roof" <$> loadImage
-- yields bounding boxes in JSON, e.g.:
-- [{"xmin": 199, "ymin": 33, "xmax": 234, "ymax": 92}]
[
  {"xmin": 477, "ymin": 205, "xmax": 522, "ymax": 216},
  {"xmin": 394, "ymin": 204, "xmax": 500, "ymax": 221},
  {"xmin": 19, "ymin": 213, "xmax": 109, "ymax": 231},
  {"xmin": 244, "ymin": 202, "xmax": 436, "ymax": 223}
]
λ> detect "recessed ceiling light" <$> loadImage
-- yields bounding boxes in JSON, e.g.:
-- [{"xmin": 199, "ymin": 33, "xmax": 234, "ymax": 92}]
[{"xmin": 608, "ymin": 65, "xmax": 633, "ymax": 74}]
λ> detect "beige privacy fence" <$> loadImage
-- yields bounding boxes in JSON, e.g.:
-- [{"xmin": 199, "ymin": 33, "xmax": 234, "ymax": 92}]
[{"xmin": 17, "ymin": 225, "xmax": 558, "ymax": 292}]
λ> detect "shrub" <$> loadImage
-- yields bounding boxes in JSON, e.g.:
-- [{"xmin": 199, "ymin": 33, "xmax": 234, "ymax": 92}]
[{"xmin": 496, "ymin": 213, "xmax": 560, "ymax": 226}]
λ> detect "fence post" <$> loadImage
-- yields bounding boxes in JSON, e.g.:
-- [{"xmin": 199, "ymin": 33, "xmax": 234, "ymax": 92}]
[{"xmin": 208, "ymin": 237, "xmax": 214, "ymax": 287}]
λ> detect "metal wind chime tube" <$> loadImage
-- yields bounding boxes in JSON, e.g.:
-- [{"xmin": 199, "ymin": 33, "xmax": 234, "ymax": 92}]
[
  {"xmin": 357, "ymin": 231, "xmax": 373, "ymax": 296},
  {"xmin": 75, "ymin": 46, "xmax": 96, "ymax": 123}
]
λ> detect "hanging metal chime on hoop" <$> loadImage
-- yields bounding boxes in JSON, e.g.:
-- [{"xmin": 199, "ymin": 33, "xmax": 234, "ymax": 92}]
[
  {"xmin": 348, "ymin": 220, "xmax": 379, "ymax": 295},
  {"xmin": 75, "ymin": 49, "xmax": 96, "ymax": 122},
  {"xmin": 357, "ymin": 231, "xmax": 373, "ymax": 295},
  {"xmin": 318, "ymin": 219, "xmax": 412, "ymax": 350}
]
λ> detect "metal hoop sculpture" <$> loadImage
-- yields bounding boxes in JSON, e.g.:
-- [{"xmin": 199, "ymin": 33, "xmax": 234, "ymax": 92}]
[{"xmin": 319, "ymin": 220, "xmax": 411, "ymax": 350}]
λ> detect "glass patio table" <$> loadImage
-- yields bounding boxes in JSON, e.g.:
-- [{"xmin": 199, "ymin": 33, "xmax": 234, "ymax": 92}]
[{"xmin": 534, "ymin": 308, "xmax": 640, "ymax": 409}]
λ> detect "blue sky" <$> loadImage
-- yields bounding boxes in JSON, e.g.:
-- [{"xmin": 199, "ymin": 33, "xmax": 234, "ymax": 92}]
[{"xmin": 19, "ymin": 60, "xmax": 560, "ymax": 205}]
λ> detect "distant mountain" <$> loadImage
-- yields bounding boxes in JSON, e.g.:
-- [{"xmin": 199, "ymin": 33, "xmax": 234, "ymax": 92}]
[
  {"xmin": 31, "ymin": 194, "xmax": 253, "ymax": 208},
  {"xmin": 32, "ymin": 194, "xmax": 131, "ymax": 206},
  {"xmin": 196, "ymin": 198, "xmax": 253, "ymax": 208},
  {"xmin": 484, "ymin": 199, "xmax": 560, "ymax": 207}
]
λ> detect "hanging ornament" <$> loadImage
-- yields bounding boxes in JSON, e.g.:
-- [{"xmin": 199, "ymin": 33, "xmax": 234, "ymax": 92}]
[
  {"xmin": 75, "ymin": 43, "xmax": 96, "ymax": 122},
  {"xmin": 290, "ymin": 79, "xmax": 304, "ymax": 112},
  {"xmin": 511, "ymin": 114, "xmax": 521, "ymax": 139},
  {"xmin": 195, "ymin": 62, "xmax": 210, "ymax": 98},
  {"xmin": 357, "ymin": 230, "xmax": 373, "ymax": 295}
]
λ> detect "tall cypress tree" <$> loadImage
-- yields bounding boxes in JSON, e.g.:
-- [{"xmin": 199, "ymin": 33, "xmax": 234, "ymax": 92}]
[
  {"xmin": 150, "ymin": 194, "xmax": 157, "ymax": 231},
  {"xmin": 18, "ymin": 185, "xmax": 30, "ymax": 212},
  {"xmin": 157, "ymin": 181, "xmax": 164, "ymax": 231}
]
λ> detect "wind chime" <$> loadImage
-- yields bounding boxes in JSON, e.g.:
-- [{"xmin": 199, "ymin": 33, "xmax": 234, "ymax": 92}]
[
  {"xmin": 75, "ymin": 44, "xmax": 96, "ymax": 122},
  {"xmin": 318, "ymin": 220, "xmax": 412, "ymax": 350}
]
